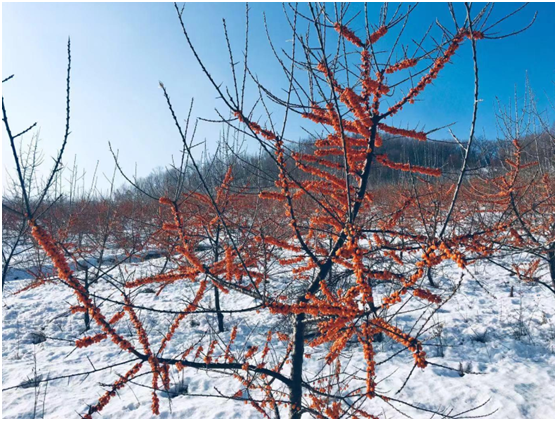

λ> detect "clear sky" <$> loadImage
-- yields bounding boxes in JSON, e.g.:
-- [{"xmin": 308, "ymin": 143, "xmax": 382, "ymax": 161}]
[{"xmin": 2, "ymin": 2, "xmax": 555, "ymax": 192}]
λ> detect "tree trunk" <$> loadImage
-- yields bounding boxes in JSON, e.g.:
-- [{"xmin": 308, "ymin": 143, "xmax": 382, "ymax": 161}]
[
  {"xmin": 548, "ymin": 242, "xmax": 555, "ymax": 289},
  {"xmin": 427, "ymin": 267, "xmax": 436, "ymax": 287},
  {"xmin": 83, "ymin": 267, "xmax": 90, "ymax": 331},
  {"xmin": 214, "ymin": 287, "xmax": 224, "ymax": 332},
  {"xmin": 2, "ymin": 256, "xmax": 11, "ymax": 290},
  {"xmin": 289, "ymin": 313, "xmax": 305, "ymax": 419},
  {"xmin": 213, "ymin": 226, "xmax": 225, "ymax": 332}
]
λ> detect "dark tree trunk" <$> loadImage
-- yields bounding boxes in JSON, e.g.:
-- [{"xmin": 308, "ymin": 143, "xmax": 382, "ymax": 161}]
[
  {"xmin": 213, "ymin": 226, "xmax": 225, "ymax": 332},
  {"xmin": 214, "ymin": 287, "xmax": 224, "ymax": 332},
  {"xmin": 289, "ymin": 313, "xmax": 305, "ymax": 419},
  {"xmin": 427, "ymin": 267, "xmax": 436, "ymax": 287},
  {"xmin": 2, "ymin": 257, "xmax": 10, "ymax": 290},
  {"xmin": 83, "ymin": 267, "xmax": 90, "ymax": 331},
  {"xmin": 548, "ymin": 242, "xmax": 555, "ymax": 289}
]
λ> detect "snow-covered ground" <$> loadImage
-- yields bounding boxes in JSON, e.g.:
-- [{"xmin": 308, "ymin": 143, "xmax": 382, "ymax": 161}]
[{"xmin": 2, "ymin": 256, "xmax": 555, "ymax": 419}]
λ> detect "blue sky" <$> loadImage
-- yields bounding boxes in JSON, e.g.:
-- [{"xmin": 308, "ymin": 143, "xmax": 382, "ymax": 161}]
[{"xmin": 2, "ymin": 2, "xmax": 555, "ymax": 191}]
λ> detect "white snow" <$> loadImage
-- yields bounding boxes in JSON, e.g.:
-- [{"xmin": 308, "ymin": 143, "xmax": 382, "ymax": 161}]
[{"xmin": 2, "ymin": 256, "xmax": 555, "ymax": 419}]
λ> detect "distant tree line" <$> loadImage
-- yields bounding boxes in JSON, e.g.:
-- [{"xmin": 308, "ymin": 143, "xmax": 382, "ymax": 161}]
[{"xmin": 116, "ymin": 129, "xmax": 554, "ymax": 200}]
